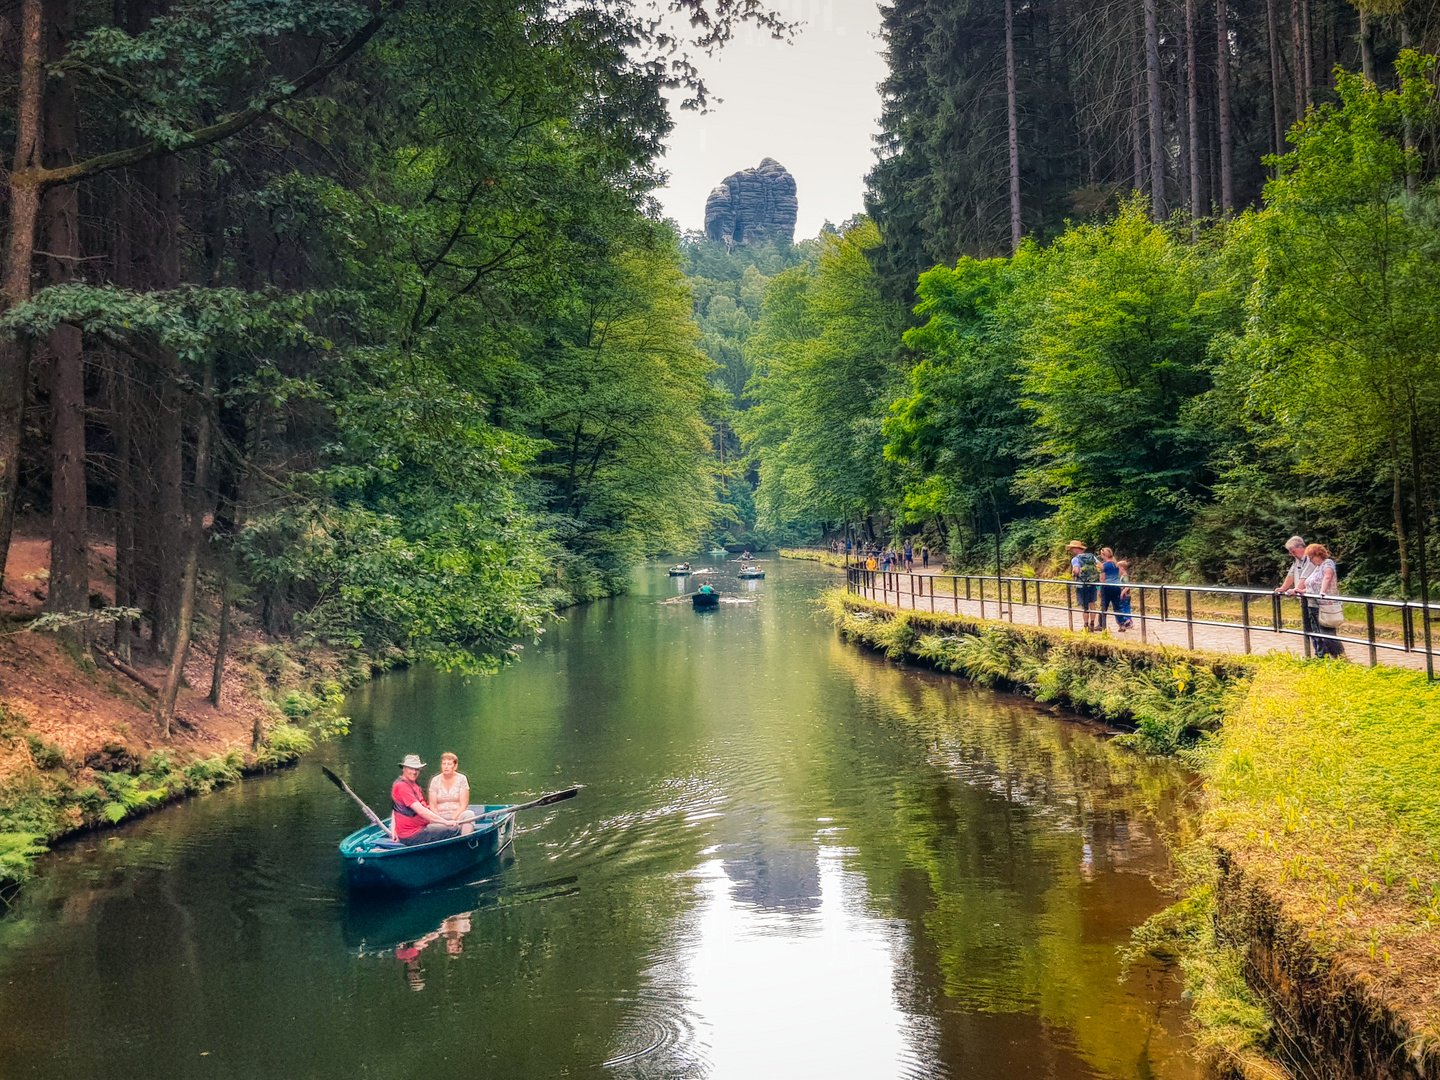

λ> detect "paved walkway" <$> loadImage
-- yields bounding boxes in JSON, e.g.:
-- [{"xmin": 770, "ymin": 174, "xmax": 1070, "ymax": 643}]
[{"xmin": 821, "ymin": 560, "xmax": 1436, "ymax": 675}]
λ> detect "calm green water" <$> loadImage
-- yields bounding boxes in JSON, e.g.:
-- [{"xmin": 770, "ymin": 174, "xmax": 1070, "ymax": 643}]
[{"xmin": 0, "ymin": 559, "xmax": 1198, "ymax": 1079}]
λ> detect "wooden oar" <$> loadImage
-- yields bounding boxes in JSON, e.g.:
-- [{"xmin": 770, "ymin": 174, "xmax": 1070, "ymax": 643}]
[
  {"xmin": 321, "ymin": 766, "xmax": 396, "ymax": 840},
  {"xmin": 471, "ymin": 786, "xmax": 580, "ymax": 823}
]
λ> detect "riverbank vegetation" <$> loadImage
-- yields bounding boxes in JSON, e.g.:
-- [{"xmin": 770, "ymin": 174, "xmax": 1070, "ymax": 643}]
[
  {"xmin": 829, "ymin": 588, "xmax": 1440, "ymax": 1071},
  {"xmin": 721, "ymin": 56, "xmax": 1440, "ymax": 601},
  {"xmin": 825, "ymin": 591, "xmax": 1251, "ymax": 753}
]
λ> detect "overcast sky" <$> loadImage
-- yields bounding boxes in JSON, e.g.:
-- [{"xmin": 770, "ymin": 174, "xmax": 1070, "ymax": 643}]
[{"xmin": 654, "ymin": 0, "xmax": 888, "ymax": 242}]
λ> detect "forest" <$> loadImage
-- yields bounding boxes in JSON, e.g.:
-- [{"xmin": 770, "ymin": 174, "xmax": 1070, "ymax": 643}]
[
  {"xmin": 2, "ymin": 0, "xmax": 1438, "ymax": 717},
  {"xmin": 0, "ymin": 0, "xmax": 801, "ymax": 724},
  {"xmin": 727, "ymin": 2, "xmax": 1440, "ymax": 599}
]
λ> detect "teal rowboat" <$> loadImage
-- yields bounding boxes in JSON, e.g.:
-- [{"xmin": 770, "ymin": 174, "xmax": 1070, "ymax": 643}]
[{"xmin": 340, "ymin": 805, "xmax": 515, "ymax": 890}]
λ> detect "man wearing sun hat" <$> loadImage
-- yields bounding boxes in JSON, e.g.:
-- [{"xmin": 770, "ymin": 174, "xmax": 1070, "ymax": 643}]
[{"xmin": 391, "ymin": 754, "xmax": 463, "ymax": 846}]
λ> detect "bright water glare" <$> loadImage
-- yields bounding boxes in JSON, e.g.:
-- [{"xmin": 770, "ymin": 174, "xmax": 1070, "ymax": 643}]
[{"xmin": 0, "ymin": 558, "xmax": 1198, "ymax": 1079}]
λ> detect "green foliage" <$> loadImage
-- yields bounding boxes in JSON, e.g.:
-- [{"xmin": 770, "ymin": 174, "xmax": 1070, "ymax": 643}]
[
  {"xmin": 828, "ymin": 591, "xmax": 1251, "ymax": 754},
  {"xmin": 0, "ymin": 833, "xmax": 48, "ymax": 889},
  {"xmin": 256, "ymin": 723, "xmax": 315, "ymax": 768},
  {"xmin": 1011, "ymin": 203, "xmax": 1231, "ymax": 548},
  {"xmin": 739, "ymin": 219, "xmax": 911, "ymax": 532}
]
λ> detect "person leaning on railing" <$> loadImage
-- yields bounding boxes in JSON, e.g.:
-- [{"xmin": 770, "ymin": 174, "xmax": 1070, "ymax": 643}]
[
  {"xmin": 1297, "ymin": 543, "xmax": 1348, "ymax": 660},
  {"xmin": 1275, "ymin": 535, "xmax": 1319, "ymax": 641}
]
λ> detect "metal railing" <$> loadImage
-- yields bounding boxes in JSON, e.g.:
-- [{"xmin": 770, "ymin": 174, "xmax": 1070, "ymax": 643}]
[{"xmin": 844, "ymin": 566, "xmax": 1437, "ymax": 677}]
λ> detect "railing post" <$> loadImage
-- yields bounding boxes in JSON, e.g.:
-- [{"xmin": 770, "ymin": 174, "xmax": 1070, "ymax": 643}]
[
  {"xmin": 1403, "ymin": 603, "xmax": 1414, "ymax": 652},
  {"xmin": 953, "ymin": 577, "xmax": 959, "ymax": 615},
  {"xmin": 1036, "ymin": 579, "xmax": 1043, "ymax": 626},
  {"xmin": 1160, "ymin": 586, "xmax": 1168, "ymax": 622},
  {"xmin": 979, "ymin": 577, "xmax": 985, "ymax": 619},
  {"xmin": 1066, "ymin": 582, "xmax": 1074, "ymax": 631},
  {"xmin": 966, "ymin": 577, "xmax": 972, "ymax": 602},
  {"xmin": 1241, "ymin": 592, "xmax": 1251, "ymax": 654},
  {"xmin": 1272, "ymin": 592, "xmax": 1282, "ymax": 633},
  {"xmin": 1366, "ymin": 603, "xmax": 1377, "ymax": 667},
  {"xmin": 1139, "ymin": 587, "xmax": 1147, "ymax": 644},
  {"xmin": 1006, "ymin": 579, "xmax": 1014, "ymax": 622},
  {"xmin": 1185, "ymin": 589, "xmax": 1194, "ymax": 651}
]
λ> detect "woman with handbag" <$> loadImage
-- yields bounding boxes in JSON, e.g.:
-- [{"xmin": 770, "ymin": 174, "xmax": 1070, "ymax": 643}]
[{"xmin": 1300, "ymin": 543, "xmax": 1348, "ymax": 660}]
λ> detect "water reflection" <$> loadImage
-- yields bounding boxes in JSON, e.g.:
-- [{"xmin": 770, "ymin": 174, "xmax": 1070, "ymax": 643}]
[{"xmin": 0, "ymin": 558, "xmax": 1196, "ymax": 1080}]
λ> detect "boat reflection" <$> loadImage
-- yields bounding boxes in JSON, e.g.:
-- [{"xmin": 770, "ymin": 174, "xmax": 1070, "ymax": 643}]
[{"xmin": 344, "ymin": 856, "xmax": 585, "ymax": 992}]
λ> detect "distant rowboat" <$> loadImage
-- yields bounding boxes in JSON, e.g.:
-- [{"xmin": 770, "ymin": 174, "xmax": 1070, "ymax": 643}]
[{"xmin": 692, "ymin": 590, "xmax": 720, "ymax": 610}]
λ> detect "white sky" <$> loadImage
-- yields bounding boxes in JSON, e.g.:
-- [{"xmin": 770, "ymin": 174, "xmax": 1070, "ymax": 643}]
[{"xmin": 654, "ymin": 0, "xmax": 888, "ymax": 242}]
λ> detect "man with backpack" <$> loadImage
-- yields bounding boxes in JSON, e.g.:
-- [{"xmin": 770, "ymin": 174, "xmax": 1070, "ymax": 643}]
[{"xmin": 1067, "ymin": 540, "xmax": 1101, "ymax": 631}]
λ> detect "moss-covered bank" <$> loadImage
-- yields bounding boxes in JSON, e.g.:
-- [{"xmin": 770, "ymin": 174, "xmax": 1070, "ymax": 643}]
[
  {"xmin": 826, "ymin": 591, "xmax": 1253, "ymax": 753},
  {"xmin": 828, "ymin": 590, "xmax": 1440, "ymax": 1078}
]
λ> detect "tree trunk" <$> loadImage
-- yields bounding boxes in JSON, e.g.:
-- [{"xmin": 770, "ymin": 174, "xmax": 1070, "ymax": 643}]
[
  {"xmin": 1144, "ymin": 0, "xmax": 1167, "ymax": 219},
  {"xmin": 1186, "ymin": 0, "xmax": 1200, "ymax": 228},
  {"xmin": 112, "ymin": 366, "xmax": 136, "ymax": 660},
  {"xmin": 43, "ymin": 0, "xmax": 87, "ymax": 619},
  {"xmin": 1132, "ymin": 84, "xmax": 1145, "ymax": 194},
  {"xmin": 1217, "ymin": 0, "xmax": 1233, "ymax": 213},
  {"xmin": 0, "ymin": 0, "xmax": 47, "ymax": 592},
  {"xmin": 1300, "ymin": 0, "xmax": 1312, "ymax": 107},
  {"xmin": 155, "ymin": 363, "xmax": 213, "ymax": 737},
  {"xmin": 1266, "ymin": 0, "xmax": 1284, "ymax": 160},
  {"xmin": 1393, "ymin": 431, "xmax": 1410, "ymax": 599},
  {"xmin": 208, "ymin": 571, "xmax": 230, "ymax": 707},
  {"xmin": 1005, "ymin": 0, "xmax": 1022, "ymax": 254},
  {"xmin": 1290, "ymin": 0, "xmax": 1305, "ymax": 119},
  {"xmin": 1407, "ymin": 406, "xmax": 1433, "ymax": 679},
  {"xmin": 1360, "ymin": 8, "xmax": 1373, "ymax": 83}
]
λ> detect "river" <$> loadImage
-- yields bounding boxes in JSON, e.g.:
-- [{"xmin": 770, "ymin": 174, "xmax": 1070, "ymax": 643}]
[{"xmin": 0, "ymin": 558, "xmax": 1198, "ymax": 1079}]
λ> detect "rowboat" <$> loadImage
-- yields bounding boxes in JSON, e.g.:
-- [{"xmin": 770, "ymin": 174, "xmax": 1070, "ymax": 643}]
[
  {"xmin": 340, "ymin": 806, "xmax": 516, "ymax": 890},
  {"xmin": 737, "ymin": 566, "xmax": 765, "ymax": 579},
  {"xmin": 692, "ymin": 590, "xmax": 720, "ymax": 610},
  {"xmin": 668, "ymin": 564, "xmax": 691, "ymax": 576}
]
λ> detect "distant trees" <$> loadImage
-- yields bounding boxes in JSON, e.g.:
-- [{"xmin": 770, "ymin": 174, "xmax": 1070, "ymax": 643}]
[{"xmin": 864, "ymin": 0, "xmax": 1431, "ymax": 298}]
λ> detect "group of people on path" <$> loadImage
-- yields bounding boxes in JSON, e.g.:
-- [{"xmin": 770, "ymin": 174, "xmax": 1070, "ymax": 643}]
[
  {"xmin": 1065, "ymin": 541, "xmax": 1134, "ymax": 633},
  {"xmin": 390, "ymin": 753, "xmax": 475, "ymax": 845},
  {"xmin": 840, "ymin": 539, "xmax": 930, "ymax": 573},
  {"xmin": 1067, "ymin": 535, "xmax": 1347, "ymax": 658},
  {"xmin": 1275, "ymin": 536, "xmax": 1347, "ymax": 660}
]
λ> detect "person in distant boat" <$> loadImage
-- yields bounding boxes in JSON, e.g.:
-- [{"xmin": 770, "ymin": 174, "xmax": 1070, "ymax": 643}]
[
  {"xmin": 699, "ymin": 583, "xmax": 715, "ymax": 595},
  {"xmin": 391, "ymin": 754, "xmax": 463, "ymax": 846},
  {"xmin": 429, "ymin": 752, "xmax": 473, "ymax": 835}
]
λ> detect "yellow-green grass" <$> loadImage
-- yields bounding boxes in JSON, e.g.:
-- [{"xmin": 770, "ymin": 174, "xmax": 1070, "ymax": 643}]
[
  {"xmin": 778, "ymin": 547, "xmax": 849, "ymax": 568},
  {"xmin": 1202, "ymin": 659, "xmax": 1440, "ymax": 1035}
]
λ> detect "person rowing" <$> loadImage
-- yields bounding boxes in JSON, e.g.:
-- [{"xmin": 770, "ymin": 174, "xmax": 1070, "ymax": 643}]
[{"xmin": 391, "ymin": 754, "xmax": 471, "ymax": 846}]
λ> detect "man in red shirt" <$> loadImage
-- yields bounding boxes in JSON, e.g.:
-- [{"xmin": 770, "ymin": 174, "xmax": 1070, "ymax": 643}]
[{"xmin": 391, "ymin": 754, "xmax": 464, "ymax": 845}]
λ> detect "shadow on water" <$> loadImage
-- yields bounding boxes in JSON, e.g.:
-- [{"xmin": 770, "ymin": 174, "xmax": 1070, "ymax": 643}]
[{"xmin": 0, "ymin": 555, "xmax": 1201, "ymax": 1080}]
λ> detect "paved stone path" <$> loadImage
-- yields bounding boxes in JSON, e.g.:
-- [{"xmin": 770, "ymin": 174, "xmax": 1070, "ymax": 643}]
[{"xmin": 810, "ymin": 558, "xmax": 1436, "ymax": 674}]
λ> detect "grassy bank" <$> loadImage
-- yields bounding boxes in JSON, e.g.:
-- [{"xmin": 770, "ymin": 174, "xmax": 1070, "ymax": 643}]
[
  {"xmin": 778, "ymin": 547, "xmax": 850, "ymax": 568},
  {"xmin": 826, "ymin": 591, "xmax": 1252, "ymax": 753}
]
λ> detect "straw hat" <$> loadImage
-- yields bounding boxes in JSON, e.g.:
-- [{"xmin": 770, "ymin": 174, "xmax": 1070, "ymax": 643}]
[
  {"xmin": 1065, "ymin": 539, "xmax": 1086, "ymax": 551},
  {"xmin": 399, "ymin": 754, "xmax": 426, "ymax": 769}
]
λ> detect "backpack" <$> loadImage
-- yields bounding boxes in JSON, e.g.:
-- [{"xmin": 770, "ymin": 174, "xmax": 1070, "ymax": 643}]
[{"xmin": 1075, "ymin": 552, "xmax": 1100, "ymax": 583}]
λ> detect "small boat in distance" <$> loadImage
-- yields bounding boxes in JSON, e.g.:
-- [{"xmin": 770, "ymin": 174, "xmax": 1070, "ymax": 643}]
[
  {"xmin": 669, "ymin": 562, "xmax": 692, "ymax": 576},
  {"xmin": 692, "ymin": 589, "xmax": 720, "ymax": 610},
  {"xmin": 738, "ymin": 565, "xmax": 765, "ymax": 579}
]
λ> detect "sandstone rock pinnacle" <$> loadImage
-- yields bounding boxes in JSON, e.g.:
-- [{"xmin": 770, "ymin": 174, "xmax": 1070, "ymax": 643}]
[{"xmin": 703, "ymin": 158, "xmax": 798, "ymax": 247}]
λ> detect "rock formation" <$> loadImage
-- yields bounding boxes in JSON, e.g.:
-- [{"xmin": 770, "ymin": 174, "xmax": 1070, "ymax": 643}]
[{"xmin": 703, "ymin": 158, "xmax": 798, "ymax": 247}]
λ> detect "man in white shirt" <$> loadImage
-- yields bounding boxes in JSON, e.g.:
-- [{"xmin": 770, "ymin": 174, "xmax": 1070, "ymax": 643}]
[{"xmin": 1274, "ymin": 536, "xmax": 1314, "ymax": 594}]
